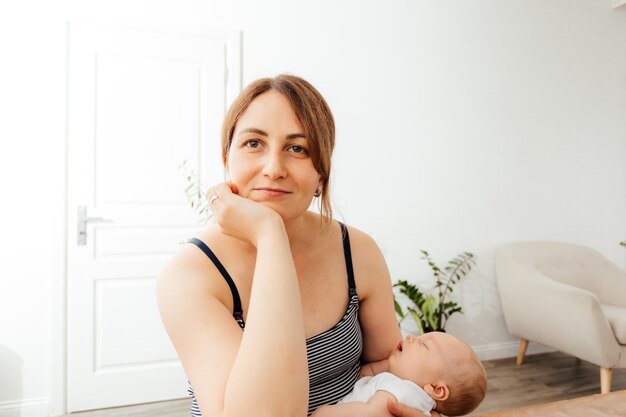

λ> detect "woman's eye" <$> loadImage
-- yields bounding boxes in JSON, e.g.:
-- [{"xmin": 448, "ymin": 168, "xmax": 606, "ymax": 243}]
[
  {"xmin": 288, "ymin": 145, "xmax": 308, "ymax": 154},
  {"xmin": 245, "ymin": 140, "xmax": 261, "ymax": 148}
]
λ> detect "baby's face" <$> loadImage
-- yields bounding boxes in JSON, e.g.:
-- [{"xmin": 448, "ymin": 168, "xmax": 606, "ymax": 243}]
[{"xmin": 388, "ymin": 332, "xmax": 469, "ymax": 388}]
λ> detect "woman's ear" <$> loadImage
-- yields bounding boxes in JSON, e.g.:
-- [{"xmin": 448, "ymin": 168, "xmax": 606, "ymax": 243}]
[
  {"xmin": 313, "ymin": 176, "xmax": 323, "ymax": 197},
  {"xmin": 424, "ymin": 383, "xmax": 450, "ymax": 402}
]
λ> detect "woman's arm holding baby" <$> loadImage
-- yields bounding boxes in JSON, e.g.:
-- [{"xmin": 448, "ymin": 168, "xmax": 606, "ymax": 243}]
[
  {"xmin": 310, "ymin": 391, "xmax": 442, "ymax": 417},
  {"xmin": 388, "ymin": 399, "xmax": 443, "ymax": 417},
  {"xmin": 311, "ymin": 391, "xmax": 396, "ymax": 417}
]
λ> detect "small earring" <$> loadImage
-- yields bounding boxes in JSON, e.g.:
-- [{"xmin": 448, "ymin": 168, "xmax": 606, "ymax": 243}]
[{"xmin": 314, "ymin": 186, "xmax": 322, "ymax": 197}]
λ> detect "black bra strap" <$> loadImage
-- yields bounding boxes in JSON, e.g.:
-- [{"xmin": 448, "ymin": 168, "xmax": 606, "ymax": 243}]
[
  {"xmin": 187, "ymin": 238, "xmax": 245, "ymax": 327},
  {"xmin": 338, "ymin": 222, "xmax": 357, "ymax": 295}
]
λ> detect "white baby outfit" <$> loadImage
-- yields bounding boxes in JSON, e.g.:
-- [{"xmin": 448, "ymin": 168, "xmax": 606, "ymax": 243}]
[{"xmin": 338, "ymin": 372, "xmax": 435, "ymax": 416}]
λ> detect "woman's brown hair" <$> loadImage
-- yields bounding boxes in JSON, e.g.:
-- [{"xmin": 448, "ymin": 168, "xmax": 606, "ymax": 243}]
[{"xmin": 221, "ymin": 74, "xmax": 335, "ymax": 221}]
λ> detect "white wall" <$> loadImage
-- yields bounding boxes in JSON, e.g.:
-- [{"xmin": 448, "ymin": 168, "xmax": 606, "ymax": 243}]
[
  {"xmin": 0, "ymin": 3, "xmax": 68, "ymax": 416},
  {"xmin": 0, "ymin": 0, "xmax": 625, "ymax": 415}
]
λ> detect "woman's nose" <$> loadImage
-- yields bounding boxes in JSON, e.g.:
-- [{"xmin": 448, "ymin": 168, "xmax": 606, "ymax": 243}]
[{"xmin": 262, "ymin": 151, "xmax": 287, "ymax": 179}]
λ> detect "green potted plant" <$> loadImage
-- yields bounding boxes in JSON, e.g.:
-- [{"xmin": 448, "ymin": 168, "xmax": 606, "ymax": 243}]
[{"xmin": 393, "ymin": 250, "xmax": 476, "ymax": 334}]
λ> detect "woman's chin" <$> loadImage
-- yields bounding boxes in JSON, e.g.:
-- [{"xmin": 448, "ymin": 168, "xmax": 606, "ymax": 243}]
[{"xmin": 257, "ymin": 202, "xmax": 308, "ymax": 223}]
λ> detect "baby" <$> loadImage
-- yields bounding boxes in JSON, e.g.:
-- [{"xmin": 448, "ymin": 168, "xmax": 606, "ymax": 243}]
[{"xmin": 312, "ymin": 332, "xmax": 487, "ymax": 417}]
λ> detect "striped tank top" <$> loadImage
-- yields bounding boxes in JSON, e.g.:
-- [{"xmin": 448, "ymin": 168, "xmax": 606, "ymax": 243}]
[{"xmin": 187, "ymin": 222, "xmax": 363, "ymax": 416}]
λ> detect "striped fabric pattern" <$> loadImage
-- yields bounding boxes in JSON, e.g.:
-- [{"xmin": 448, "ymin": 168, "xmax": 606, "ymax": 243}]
[{"xmin": 306, "ymin": 289, "xmax": 362, "ymax": 415}]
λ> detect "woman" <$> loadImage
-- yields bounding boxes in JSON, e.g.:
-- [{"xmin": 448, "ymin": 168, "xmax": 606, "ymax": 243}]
[{"xmin": 157, "ymin": 75, "xmax": 440, "ymax": 417}]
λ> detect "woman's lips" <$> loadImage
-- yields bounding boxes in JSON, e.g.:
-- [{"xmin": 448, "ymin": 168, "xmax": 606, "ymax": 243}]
[{"xmin": 253, "ymin": 188, "xmax": 291, "ymax": 197}]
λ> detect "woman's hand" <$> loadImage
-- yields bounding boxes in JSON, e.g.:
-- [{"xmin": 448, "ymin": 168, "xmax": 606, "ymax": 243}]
[
  {"xmin": 206, "ymin": 181, "xmax": 283, "ymax": 246},
  {"xmin": 387, "ymin": 398, "xmax": 444, "ymax": 417}
]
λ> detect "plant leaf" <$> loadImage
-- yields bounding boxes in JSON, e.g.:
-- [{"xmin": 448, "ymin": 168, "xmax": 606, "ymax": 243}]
[
  {"xmin": 421, "ymin": 295, "xmax": 438, "ymax": 331},
  {"xmin": 394, "ymin": 298, "xmax": 405, "ymax": 319},
  {"xmin": 409, "ymin": 308, "xmax": 425, "ymax": 335}
]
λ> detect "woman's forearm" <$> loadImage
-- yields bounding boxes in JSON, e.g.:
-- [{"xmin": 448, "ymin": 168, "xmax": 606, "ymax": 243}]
[
  {"xmin": 312, "ymin": 402, "xmax": 378, "ymax": 417},
  {"xmin": 224, "ymin": 221, "xmax": 309, "ymax": 417},
  {"xmin": 313, "ymin": 390, "xmax": 395, "ymax": 417}
]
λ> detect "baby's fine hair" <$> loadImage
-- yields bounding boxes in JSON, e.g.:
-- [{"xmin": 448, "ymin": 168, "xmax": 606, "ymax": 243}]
[{"xmin": 436, "ymin": 349, "xmax": 487, "ymax": 416}]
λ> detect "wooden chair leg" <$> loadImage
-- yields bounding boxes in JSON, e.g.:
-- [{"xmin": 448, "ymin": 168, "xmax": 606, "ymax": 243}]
[
  {"xmin": 600, "ymin": 368, "xmax": 612, "ymax": 394},
  {"xmin": 516, "ymin": 338, "xmax": 529, "ymax": 367}
]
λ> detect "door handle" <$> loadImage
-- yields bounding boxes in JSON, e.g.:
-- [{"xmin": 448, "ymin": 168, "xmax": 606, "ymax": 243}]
[{"xmin": 77, "ymin": 206, "xmax": 113, "ymax": 245}]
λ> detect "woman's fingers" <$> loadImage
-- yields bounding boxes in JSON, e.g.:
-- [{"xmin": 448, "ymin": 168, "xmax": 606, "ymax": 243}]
[
  {"xmin": 386, "ymin": 398, "xmax": 405, "ymax": 417},
  {"xmin": 204, "ymin": 181, "xmax": 282, "ymax": 246},
  {"xmin": 387, "ymin": 398, "xmax": 444, "ymax": 417},
  {"xmin": 227, "ymin": 181, "xmax": 239, "ymax": 194},
  {"xmin": 206, "ymin": 182, "xmax": 233, "ymax": 206}
]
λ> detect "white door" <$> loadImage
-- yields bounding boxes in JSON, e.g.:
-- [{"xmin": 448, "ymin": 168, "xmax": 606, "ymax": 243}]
[{"xmin": 66, "ymin": 23, "xmax": 240, "ymax": 412}]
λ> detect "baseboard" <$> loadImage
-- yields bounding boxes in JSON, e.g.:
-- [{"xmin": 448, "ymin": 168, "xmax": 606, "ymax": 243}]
[
  {"xmin": 0, "ymin": 398, "xmax": 48, "ymax": 417},
  {"xmin": 473, "ymin": 340, "xmax": 555, "ymax": 362}
]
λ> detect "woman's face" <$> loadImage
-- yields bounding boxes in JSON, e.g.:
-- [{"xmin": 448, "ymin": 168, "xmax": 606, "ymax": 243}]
[{"xmin": 226, "ymin": 90, "xmax": 320, "ymax": 223}]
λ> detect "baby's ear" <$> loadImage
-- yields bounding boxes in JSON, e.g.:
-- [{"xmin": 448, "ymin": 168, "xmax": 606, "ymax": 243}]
[{"xmin": 424, "ymin": 383, "xmax": 450, "ymax": 402}]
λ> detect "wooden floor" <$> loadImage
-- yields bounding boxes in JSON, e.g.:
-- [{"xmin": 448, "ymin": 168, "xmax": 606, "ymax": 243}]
[
  {"xmin": 469, "ymin": 351, "xmax": 626, "ymax": 416},
  {"xmin": 65, "ymin": 351, "xmax": 626, "ymax": 417}
]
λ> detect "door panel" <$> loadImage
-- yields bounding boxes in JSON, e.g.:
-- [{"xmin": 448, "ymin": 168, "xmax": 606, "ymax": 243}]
[
  {"xmin": 67, "ymin": 23, "xmax": 239, "ymax": 411},
  {"xmin": 95, "ymin": 52, "xmax": 201, "ymax": 205}
]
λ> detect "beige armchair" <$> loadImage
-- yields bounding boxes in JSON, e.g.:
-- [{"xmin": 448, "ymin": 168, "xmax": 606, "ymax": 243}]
[{"xmin": 495, "ymin": 241, "xmax": 626, "ymax": 393}]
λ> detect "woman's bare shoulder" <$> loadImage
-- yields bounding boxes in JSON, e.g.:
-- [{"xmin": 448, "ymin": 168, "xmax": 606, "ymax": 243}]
[
  {"xmin": 157, "ymin": 224, "xmax": 235, "ymax": 307},
  {"xmin": 342, "ymin": 223, "xmax": 391, "ymax": 294},
  {"xmin": 343, "ymin": 223, "xmax": 385, "ymax": 260}
]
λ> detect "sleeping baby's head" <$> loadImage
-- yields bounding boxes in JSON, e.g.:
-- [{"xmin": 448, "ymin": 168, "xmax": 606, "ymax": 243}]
[{"xmin": 388, "ymin": 332, "xmax": 486, "ymax": 416}]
